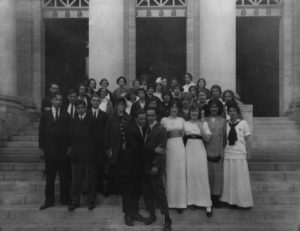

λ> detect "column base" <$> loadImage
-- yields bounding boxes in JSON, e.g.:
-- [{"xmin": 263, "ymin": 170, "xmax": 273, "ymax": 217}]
[{"xmin": 0, "ymin": 95, "xmax": 39, "ymax": 146}]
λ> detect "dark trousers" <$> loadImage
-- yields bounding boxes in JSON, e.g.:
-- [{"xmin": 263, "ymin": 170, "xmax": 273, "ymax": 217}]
[
  {"xmin": 142, "ymin": 173, "xmax": 169, "ymax": 216},
  {"xmin": 121, "ymin": 174, "xmax": 142, "ymax": 216},
  {"xmin": 45, "ymin": 157, "xmax": 71, "ymax": 203},
  {"xmin": 70, "ymin": 160, "xmax": 97, "ymax": 205}
]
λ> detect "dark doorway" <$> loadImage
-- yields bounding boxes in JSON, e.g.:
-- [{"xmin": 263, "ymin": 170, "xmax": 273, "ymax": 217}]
[
  {"xmin": 136, "ymin": 18, "xmax": 186, "ymax": 84},
  {"xmin": 237, "ymin": 17, "xmax": 280, "ymax": 117},
  {"xmin": 45, "ymin": 19, "xmax": 88, "ymax": 95}
]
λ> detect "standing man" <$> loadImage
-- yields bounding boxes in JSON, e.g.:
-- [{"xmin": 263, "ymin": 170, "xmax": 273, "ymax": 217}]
[
  {"xmin": 63, "ymin": 89, "xmax": 77, "ymax": 118},
  {"xmin": 41, "ymin": 82, "xmax": 60, "ymax": 112},
  {"xmin": 142, "ymin": 107, "xmax": 172, "ymax": 231},
  {"xmin": 121, "ymin": 109, "xmax": 148, "ymax": 226},
  {"xmin": 68, "ymin": 100, "xmax": 96, "ymax": 211},
  {"xmin": 88, "ymin": 94, "xmax": 108, "ymax": 195},
  {"xmin": 39, "ymin": 93, "xmax": 71, "ymax": 210}
]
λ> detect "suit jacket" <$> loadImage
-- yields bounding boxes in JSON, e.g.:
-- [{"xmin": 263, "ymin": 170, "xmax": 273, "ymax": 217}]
[
  {"xmin": 88, "ymin": 109, "xmax": 108, "ymax": 162},
  {"xmin": 62, "ymin": 102, "xmax": 77, "ymax": 119},
  {"xmin": 105, "ymin": 112, "xmax": 132, "ymax": 164},
  {"xmin": 142, "ymin": 122, "xmax": 167, "ymax": 174},
  {"xmin": 39, "ymin": 109, "xmax": 70, "ymax": 160},
  {"xmin": 41, "ymin": 95, "xmax": 52, "ymax": 113},
  {"xmin": 121, "ymin": 123, "xmax": 144, "ymax": 175},
  {"xmin": 69, "ymin": 114, "xmax": 95, "ymax": 163}
]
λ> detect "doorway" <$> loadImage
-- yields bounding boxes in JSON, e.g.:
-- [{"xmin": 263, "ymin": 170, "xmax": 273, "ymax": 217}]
[
  {"xmin": 236, "ymin": 17, "xmax": 280, "ymax": 117},
  {"xmin": 136, "ymin": 18, "xmax": 186, "ymax": 84},
  {"xmin": 45, "ymin": 19, "xmax": 88, "ymax": 95}
]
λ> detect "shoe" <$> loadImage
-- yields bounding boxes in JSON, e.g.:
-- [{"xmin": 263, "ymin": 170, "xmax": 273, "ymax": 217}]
[
  {"xmin": 145, "ymin": 214, "xmax": 156, "ymax": 225},
  {"xmin": 87, "ymin": 204, "xmax": 95, "ymax": 211},
  {"xmin": 176, "ymin": 208, "xmax": 183, "ymax": 214},
  {"xmin": 60, "ymin": 199, "xmax": 70, "ymax": 206},
  {"xmin": 206, "ymin": 207, "xmax": 213, "ymax": 218},
  {"xmin": 39, "ymin": 202, "xmax": 54, "ymax": 210},
  {"xmin": 190, "ymin": 205, "xmax": 196, "ymax": 210},
  {"xmin": 68, "ymin": 203, "xmax": 79, "ymax": 212},
  {"xmin": 133, "ymin": 213, "xmax": 148, "ymax": 222},
  {"xmin": 163, "ymin": 219, "xmax": 172, "ymax": 231},
  {"xmin": 124, "ymin": 214, "xmax": 134, "ymax": 226}
]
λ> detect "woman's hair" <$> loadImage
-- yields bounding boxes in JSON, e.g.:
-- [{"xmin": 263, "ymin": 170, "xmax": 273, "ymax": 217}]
[
  {"xmin": 197, "ymin": 78, "xmax": 207, "ymax": 88},
  {"xmin": 136, "ymin": 87, "xmax": 146, "ymax": 95},
  {"xmin": 99, "ymin": 78, "xmax": 109, "ymax": 86},
  {"xmin": 162, "ymin": 91, "xmax": 173, "ymax": 100},
  {"xmin": 185, "ymin": 73, "xmax": 193, "ymax": 80},
  {"xmin": 210, "ymin": 84, "xmax": 222, "ymax": 94},
  {"xmin": 208, "ymin": 98, "xmax": 224, "ymax": 115},
  {"xmin": 226, "ymin": 101, "xmax": 241, "ymax": 114},
  {"xmin": 198, "ymin": 88, "xmax": 208, "ymax": 96},
  {"xmin": 222, "ymin": 89, "xmax": 236, "ymax": 102},
  {"xmin": 88, "ymin": 78, "xmax": 96, "ymax": 86},
  {"xmin": 180, "ymin": 92, "xmax": 191, "ymax": 102},
  {"xmin": 132, "ymin": 79, "xmax": 140, "ymax": 86},
  {"xmin": 172, "ymin": 84, "xmax": 183, "ymax": 92},
  {"xmin": 97, "ymin": 87, "xmax": 107, "ymax": 95},
  {"xmin": 190, "ymin": 104, "xmax": 199, "ymax": 113},
  {"xmin": 188, "ymin": 85, "xmax": 198, "ymax": 94},
  {"xmin": 170, "ymin": 100, "xmax": 180, "ymax": 109},
  {"xmin": 116, "ymin": 76, "xmax": 127, "ymax": 85}
]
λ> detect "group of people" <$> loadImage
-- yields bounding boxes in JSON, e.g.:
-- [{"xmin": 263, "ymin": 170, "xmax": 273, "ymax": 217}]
[{"xmin": 39, "ymin": 73, "xmax": 253, "ymax": 231}]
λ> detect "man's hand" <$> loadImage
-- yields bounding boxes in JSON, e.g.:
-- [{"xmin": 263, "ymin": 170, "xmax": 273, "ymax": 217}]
[
  {"xmin": 155, "ymin": 146, "xmax": 165, "ymax": 155},
  {"xmin": 150, "ymin": 166, "xmax": 159, "ymax": 176},
  {"xmin": 39, "ymin": 149, "xmax": 45, "ymax": 160},
  {"xmin": 122, "ymin": 142, "xmax": 126, "ymax": 151},
  {"xmin": 107, "ymin": 148, "xmax": 113, "ymax": 159}
]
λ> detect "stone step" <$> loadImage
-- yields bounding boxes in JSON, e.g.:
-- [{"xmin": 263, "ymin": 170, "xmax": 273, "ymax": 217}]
[
  {"xmin": 253, "ymin": 117, "xmax": 293, "ymax": 122},
  {"xmin": 253, "ymin": 120, "xmax": 296, "ymax": 125},
  {"xmin": 1, "ymin": 162, "xmax": 299, "ymax": 172},
  {"xmin": 0, "ymin": 170, "xmax": 300, "ymax": 182},
  {"xmin": 253, "ymin": 130, "xmax": 300, "ymax": 139},
  {"xmin": 1, "ymin": 180, "xmax": 299, "ymax": 195},
  {"xmin": 0, "ymin": 147, "xmax": 40, "ymax": 154},
  {"xmin": 0, "ymin": 155, "xmax": 41, "ymax": 163},
  {"xmin": 251, "ymin": 141, "xmax": 300, "ymax": 154},
  {"xmin": 4, "ymin": 142, "xmax": 39, "ymax": 148},
  {"xmin": 0, "ymin": 205, "xmax": 299, "ymax": 222},
  {"xmin": 252, "ymin": 132, "xmax": 300, "ymax": 140},
  {"xmin": 19, "ymin": 131, "xmax": 39, "ymax": 136},
  {"xmin": 250, "ymin": 154, "xmax": 300, "ymax": 162},
  {"xmin": 10, "ymin": 136, "xmax": 38, "ymax": 142},
  {"xmin": 0, "ymin": 219, "xmax": 298, "ymax": 231}
]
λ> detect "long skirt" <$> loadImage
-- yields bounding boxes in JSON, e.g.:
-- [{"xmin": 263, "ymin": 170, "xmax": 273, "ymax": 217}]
[
  {"xmin": 207, "ymin": 160, "xmax": 223, "ymax": 196},
  {"xmin": 165, "ymin": 137, "xmax": 187, "ymax": 208},
  {"xmin": 186, "ymin": 139, "xmax": 212, "ymax": 207},
  {"xmin": 220, "ymin": 155, "xmax": 253, "ymax": 207}
]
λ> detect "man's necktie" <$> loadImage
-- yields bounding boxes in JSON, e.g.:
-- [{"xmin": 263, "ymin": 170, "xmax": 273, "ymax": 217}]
[
  {"xmin": 70, "ymin": 104, "xmax": 74, "ymax": 118},
  {"xmin": 55, "ymin": 109, "xmax": 58, "ymax": 122},
  {"xmin": 94, "ymin": 111, "xmax": 97, "ymax": 119}
]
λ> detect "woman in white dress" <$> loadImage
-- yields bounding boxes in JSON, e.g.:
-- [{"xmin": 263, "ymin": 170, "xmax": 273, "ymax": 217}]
[
  {"xmin": 184, "ymin": 105, "xmax": 213, "ymax": 217},
  {"xmin": 161, "ymin": 101, "xmax": 187, "ymax": 213},
  {"xmin": 220, "ymin": 102, "xmax": 253, "ymax": 208}
]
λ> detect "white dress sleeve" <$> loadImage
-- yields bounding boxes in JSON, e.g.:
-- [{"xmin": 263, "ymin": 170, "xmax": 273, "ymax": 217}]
[{"xmin": 243, "ymin": 120, "xmax": 251, "ymax": 137}]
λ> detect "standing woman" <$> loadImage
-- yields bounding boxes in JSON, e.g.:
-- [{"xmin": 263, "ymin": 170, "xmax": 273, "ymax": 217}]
[
  {"xmin": 98, "ymin": 88, "xmax": 113, "ymax": 115},
  {"xmin": 178, "ymin": 92, "xmax": 191, "ymax": 121},
  {"xmin": 113, "ymin": 76, "xmax": 129, "ymax": 101},
  {"xmin": 222, "ymin": 90, "xmax": 237, "ymax": 120},
  {"xmin": 86, "ymin": 78, "xmax": 97, "ymax": 98},
  {"xmin": 161, "ymin": 102, "xmax": 187, "ymax": 213},
  {"xmin": 99, "ymin": 78, "xmax": 114, "ymax": 105},
  {"xmin": 198, "ymin": 89, "xmax": 209, "ymax": 117},
  {"xmin": 184, "ymin": 105, "xmax": 212, "ymax": 217},
  {"xmin": 196, "ymin": 78, "xmax": 211, "ymax": 99},
  {"xmin": 205, "ymin": 99, "xmax": 227, "ymax": 208},
  {"xmin": 220, "ymin": 102, "xmax": 253, "ymax": 208},
  {"xmin": 153, "ymin": 83, "xmax": 163, "ymax": 102}
]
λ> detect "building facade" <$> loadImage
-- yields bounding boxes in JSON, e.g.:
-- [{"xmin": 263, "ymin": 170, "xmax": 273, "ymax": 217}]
[{"xmin": 0, "ymin": 0, "xmax": 299, "ymax": 143}]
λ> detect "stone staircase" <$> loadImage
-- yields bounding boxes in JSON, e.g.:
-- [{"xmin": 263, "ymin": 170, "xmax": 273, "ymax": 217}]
[{"xmin": 0, "ymin": 119, "xmax": 300, "ymax": 231}]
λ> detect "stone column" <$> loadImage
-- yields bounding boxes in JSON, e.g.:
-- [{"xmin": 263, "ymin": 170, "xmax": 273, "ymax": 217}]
[
  {"xmin": 89, "ymin": 0, "xmax": 125, "ymax": 90},
  {"xmin": 199, "ymin": 0, "xmax": 236, "ymax": 91},
  {"xmin": 0, "ymin": 0, "xmax": 17, "ymax": 98},
  {"xmin": 293, "ymin": 0, "xmax": 300, "ymax": 103}
]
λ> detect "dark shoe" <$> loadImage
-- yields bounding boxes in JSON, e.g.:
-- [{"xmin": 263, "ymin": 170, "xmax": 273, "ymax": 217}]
[
  {"xmin": 39, "ymin": 202, "xmax": 54, "ymax": 210},
  {"xmin": 164, "ymin": 219, "xmax": 172, "ymax": 231},
  {"xmin": 133, "ymin": 213, "xmax": 148, "ymax": 222},
  {"xmin": 176, "ymin": 208, "xmax": 183, "ymax": 214},
  {"xmin": 124, "ymin": 214, "xmax": 134, "ymax": 226},
  {"xmin": 87, "ymin": 204, "xmax": 95, "ymax": 211},
  {"xmin": 190, "ymin": 205, "xmax": 196, "ymax": 210},
  {"xmin": 145, "ymin": 214, "xmax": 156, "ymax": 225},
  {"xmin": 60, "ymin": 199, "xmax": 70, "ymax": 206},
  {"xmin": 206, "ymin": 207, "xmax": 213, "ymax": 218},
  {"xmin": 68, "ymin": 203, "xmax": 79, "ymax": 212}
]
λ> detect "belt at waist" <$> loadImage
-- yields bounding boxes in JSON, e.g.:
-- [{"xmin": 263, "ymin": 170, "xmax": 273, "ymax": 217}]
[
  {"xmin": 186, "ymin": 134, "xmax": 203, "ymax": 140},
  {"xmin": 167, "ymin": 130, "xmax": 182, "ymax": 138},
  {"xmin": 207, "ymin": 155, "xmax": 221, "ymax": 162}
]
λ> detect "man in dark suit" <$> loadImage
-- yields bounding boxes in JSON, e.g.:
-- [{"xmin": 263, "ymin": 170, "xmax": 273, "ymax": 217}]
[
  {"xmin": 88, "ymin": 94, "xmax": 108, "ymax": 195},
  {"xmin": 142, "ymin": 107, "xmax": 172, "ymax": 231},
  {"xmin": 68, "ymin": 100, "xmax": 96, "ymax": 211},
  {"xmin": 38, "ymin": 93, "xmax": 71, "ymax": 210},
  {"xmin": 62, "ymin": 89, "xmax": 77, "ymax": 118},
  {"xmin": 121, "ymin": 109, "xmax": 148, "ymax": 226},
  {"xmin": 41, "ymin": 82, "xmax": 60, "ymax": 112}
]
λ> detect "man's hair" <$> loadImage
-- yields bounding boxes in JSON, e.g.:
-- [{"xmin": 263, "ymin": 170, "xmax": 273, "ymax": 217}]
[
  {"xmin": 50, "ymin": 93, "xmax": 63, "ymax": 100},
  {"xmin": 146, "ymin": 106, "xmax": 157, "ymax": 115},
  {"xmin": 75, "ymin": 100, "xmax": 87, "ymax": 108},
  {"xmin": 67, "ymin": 88, "xmax": 77, "ymax": 95},
  {"xmin": 135, "ymin": 109, "xmax": 146, "ymax": 118}
]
